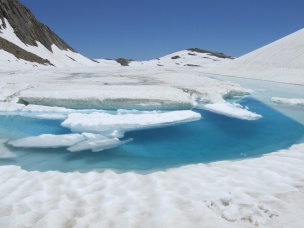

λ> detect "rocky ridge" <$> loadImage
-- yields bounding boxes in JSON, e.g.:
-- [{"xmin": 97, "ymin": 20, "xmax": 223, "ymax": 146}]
[{"xmin": 0, "ymin": 0, "xmax": 75, "ymax": 52}]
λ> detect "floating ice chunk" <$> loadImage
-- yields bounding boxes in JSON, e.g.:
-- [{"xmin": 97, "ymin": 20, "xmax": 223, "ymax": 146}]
[
  {"xmin": 8, "ymin": 134, "xmax": 85, "ymax": 148},
  {"xmin": 204, "ymin": 102, "xmax": 262, "ymax": 120},
  {"xmin": 271, "ymin": 97, "xmax": 304, "ymax": 107},
  {"xmin": 8, "ymin": 133, "xmax": 132, "ymax": 152},
  {"xmin": 61, "ymin": 110, "xmax": 201, "ymax": 134},
  {"xmin": 0, "ymin": 139, "xmax": 16, "ymax": 158},
  {"xmin": 68, "ymin": 135, "xmax": 133, "ymax": 152}
]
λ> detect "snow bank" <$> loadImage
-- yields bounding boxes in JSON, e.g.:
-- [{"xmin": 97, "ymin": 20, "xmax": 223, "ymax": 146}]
[
  {"xmin": 203, "ymin": 102, "xmax": 262, "ymax": 120},
  {"xmin": 61, "ymin": 110, "xmax": 201, "ymax": 135},
  {"xmin": 0, "ymin": 143, "xmax": 303, "ymax": 227},
  {"xmin": 271, "ymin": 97, "xmax": 304, "ymax": 107}
]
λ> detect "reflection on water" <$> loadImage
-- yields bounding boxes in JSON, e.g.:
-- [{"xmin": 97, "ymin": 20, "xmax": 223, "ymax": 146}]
[{"xmin": 0, "ymin": 97, "xmax": 303, "ymax": 172}]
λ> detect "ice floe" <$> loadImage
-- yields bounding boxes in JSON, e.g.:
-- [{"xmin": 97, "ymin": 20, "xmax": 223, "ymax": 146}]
[
  {"xmin": 203, "ymin": 102, "xmax": 262, "ymax": 120},
  {"xmin": 61, "ymin": 110, "xmax": 201, "ymax": 135},
  {"xmin": 67, "ymin": 133, "xmax": 133, "ymax": 152},
  {"xmin": 8, "ymin": 133, "xmax": 132, "ymax": 153},
  {"xmin": 8, "ymin": 134, "xmax": 85, "ymax": 148}
]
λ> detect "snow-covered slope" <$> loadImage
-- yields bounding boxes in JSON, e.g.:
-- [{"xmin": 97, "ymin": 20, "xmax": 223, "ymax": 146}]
[
  {"xmin": 205, "ymin": 29, "xmax": 304, "ymax": 85},
  {"xmin": 129, "ymin": 48, "xmax": 233, "ymax": 68},
  {"xmin": 0, "ymin": 19, "xmax": 99, "ymax": 69},
  {"xmin": 0, "ymin": 0, "xmax": 99, "ymax": 69}
]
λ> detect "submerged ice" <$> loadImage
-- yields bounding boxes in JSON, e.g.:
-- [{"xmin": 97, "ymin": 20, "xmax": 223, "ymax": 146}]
[
  {"xmin": 8, "ymin": 133, "xmax": 133, "ymax": 153},
  {"xmin": 7, "ymin": 110, "xmax": 201, "ymax": 153},
  {"xmin": 1, "ymin": 97, "xmax": 303, "ymax": 172}
]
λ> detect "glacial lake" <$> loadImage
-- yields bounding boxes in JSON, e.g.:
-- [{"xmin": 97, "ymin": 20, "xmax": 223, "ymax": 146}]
[{"xmin": 0, "ymin": 97, "xmax": 303, "ymax": 172}]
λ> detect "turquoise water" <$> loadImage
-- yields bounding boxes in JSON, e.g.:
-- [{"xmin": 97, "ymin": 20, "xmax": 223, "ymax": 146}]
[{"xmin": 0, "ymin": 97, "xmax": 303, "ymax": 172}]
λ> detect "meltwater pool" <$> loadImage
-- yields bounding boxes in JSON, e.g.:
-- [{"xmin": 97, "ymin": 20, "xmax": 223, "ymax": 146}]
[{"xmin": 0, "ymin": 97, "xmax": 303, "ymax": 172}]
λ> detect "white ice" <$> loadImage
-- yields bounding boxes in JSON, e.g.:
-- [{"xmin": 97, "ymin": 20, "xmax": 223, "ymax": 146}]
[
  {"xmin": 203, "ymin": 102, "xmax": 262, "ymax": 120},
  {"xmin": 8, "ymin": 133, "xmax": 133, "ymax": 153},
  {"xmin": 61, "ymin": 110, "xmax": 201, "ymax": 136},
  {"xmin": 8, "ymin": 134, "xmax": 85, "ymax": 148}
]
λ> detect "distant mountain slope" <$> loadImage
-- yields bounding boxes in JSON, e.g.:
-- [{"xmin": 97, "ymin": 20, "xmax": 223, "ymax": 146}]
[
  {"xmin": 0, "ymin": 0, "xmax": 98, "ymax": 69},
  {"xmin": 206, "ymin": 29, "xmax": 304, "ymax": 85},
  {"xmin": 128, "ymin": 48, "xmax": 234, "ymax": 67}
]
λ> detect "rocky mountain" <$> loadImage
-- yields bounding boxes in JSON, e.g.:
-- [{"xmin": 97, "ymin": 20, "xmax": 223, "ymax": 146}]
[
  {"xmin": 0, "ymin": 0, "xmax": 98, "ymax": 69},
  {"xmin": 0, "ymin": 0, "xmax": 75, "ymax": 52},
  {"xmin": 0, "ymin": 0, "xmax": 234, "ymax": 70}
]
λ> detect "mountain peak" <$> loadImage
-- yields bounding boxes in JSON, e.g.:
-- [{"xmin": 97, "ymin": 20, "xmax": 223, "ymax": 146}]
[{"xmin": 0, "ymin": 0, "xmax": 75, "ymax": 52}]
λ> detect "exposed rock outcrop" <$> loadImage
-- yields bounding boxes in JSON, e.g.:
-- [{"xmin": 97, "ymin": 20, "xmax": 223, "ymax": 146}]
[
  {"xmin": 187, "ymin": 48, "xmax": 234, "ymax": 59},
  {"xmin": 0, "ymin": 36, "xmax": 52, "ymax": 65},
  {"xmin": 0, "ymin": 0, "xmax": 75, "ymax": 52}
]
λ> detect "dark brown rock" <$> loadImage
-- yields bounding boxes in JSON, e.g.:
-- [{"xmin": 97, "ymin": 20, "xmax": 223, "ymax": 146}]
[
  {"xmin": 0, "ymin": 0, "xmax": 75, "ymax": 52},
  {"xmin": 187, "ymin": 48, "xmax": 234, "ymax": 59},
  {"xmin": 0, "ymin": 36, "xmax": 53, "ymax": 65}
]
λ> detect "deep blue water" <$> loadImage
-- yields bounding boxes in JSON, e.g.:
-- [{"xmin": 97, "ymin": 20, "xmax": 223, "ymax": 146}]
[{"xmin": 0, "ymin": 97, "xmax": 303, "ymax": 172}]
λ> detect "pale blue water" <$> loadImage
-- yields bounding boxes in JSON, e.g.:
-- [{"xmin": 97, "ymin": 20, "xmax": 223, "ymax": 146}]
[{"xmin": 0, "ymin": 97, "xmax": 303, "ymax": 172}]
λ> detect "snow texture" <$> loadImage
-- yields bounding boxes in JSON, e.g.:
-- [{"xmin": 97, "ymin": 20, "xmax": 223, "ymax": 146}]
[
  {"xmin": 0, "ymin": 16, "xmax": 303, "ymax": 228},
  {"xmin": 128, "ymin": 49, "xmax": 232, "ymax": 68},
  {"xmin": 204, "ymin": 102, "xmax": 263, "ymax": 120},
  {"xmin": 0, "ymin": 143, "xmax": 304, "ymax": 227},
  {"xmin": 205, "ymin": 29, "xmax": 304, "ymax": 85},
  {"xmin": 61, "ymin": 110, "xmax": 201, "ymax": 136}
]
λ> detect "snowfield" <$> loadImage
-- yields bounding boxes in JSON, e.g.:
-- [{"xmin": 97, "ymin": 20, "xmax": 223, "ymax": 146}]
[
  {"xmin": 0, "ymin": 15, "xmax": 304, "ymax": 228},
  {"xmin": 0, "ymin": 64, "xmax": 303, "ymax": 227},
  {"xmin": 0, "ymin": 143, "xmax": 304, "ymax": 228},
  {"xmin": 204, "ymin": 29, "xmax": 304, "ymax": 85}
]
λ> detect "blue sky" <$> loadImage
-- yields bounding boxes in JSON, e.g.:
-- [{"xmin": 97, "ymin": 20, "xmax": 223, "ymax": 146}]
[{"xmin": 20, "ymin": 0, "xmax": 304, "ymax": 60}]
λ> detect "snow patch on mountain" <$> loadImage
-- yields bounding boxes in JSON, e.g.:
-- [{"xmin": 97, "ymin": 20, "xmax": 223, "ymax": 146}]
[
  {"xmin": 128, "ymin": 49, "xmax": 233, "ymax": 68},
  {"xmin": 0, "ymin": 19, "xmax": 99, "ymax": 69}
]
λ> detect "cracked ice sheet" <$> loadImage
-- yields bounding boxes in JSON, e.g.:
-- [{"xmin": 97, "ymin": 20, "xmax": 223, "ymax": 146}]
[
  {"xmin": 0, "ymin": 143, "xmax": 303, "ymax": 227},
  {"xmin": 61, "ymin": 110, "xmax": 201, "ymax": 136},
  {"xmin": 18, "ymin": 84, "xmax": 194, "ymax": 110},
  {"xmin": 203, "ymin": 102, "xmax": 262, "ymax": 120},
  {"xmin": 0, "ymin": 103, "xmax": 107, "ymax": 120},
  {"xmin": 8, "ymin": 133, "xmax": 132, "ymax": 153}
]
